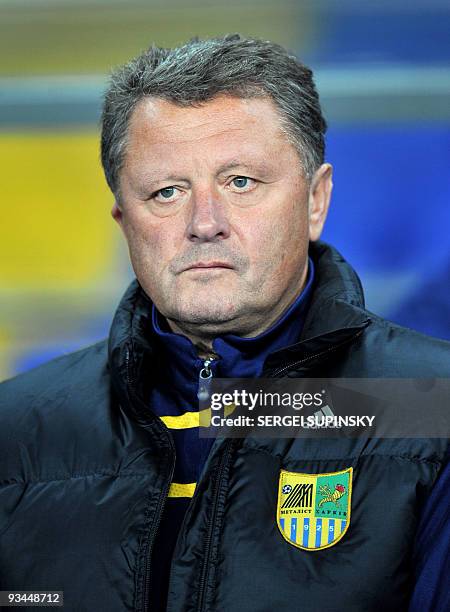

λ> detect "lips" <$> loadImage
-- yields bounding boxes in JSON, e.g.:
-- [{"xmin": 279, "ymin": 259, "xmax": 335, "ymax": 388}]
[{"xmin": 184, "ymin": 261, "xmax": 234, "ymax": 271}]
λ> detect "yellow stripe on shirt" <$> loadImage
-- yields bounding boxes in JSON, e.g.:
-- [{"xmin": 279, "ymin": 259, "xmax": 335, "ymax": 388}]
[
  {"xmin": 168, "ymin": 482, "xmax": 196, "ymax": 498},
  {"xmin": 160, "ymin": 404, "xmax": 237, "ymax": 430},
  {"xmin": 160, "ymin": 411, "xmax": 203, "ymax": 429}
]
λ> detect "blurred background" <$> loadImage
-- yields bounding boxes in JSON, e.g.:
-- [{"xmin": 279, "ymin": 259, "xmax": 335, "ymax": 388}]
[{"xmin": 1, "ymin": 0, "xmax": 449, "ymax": 380}]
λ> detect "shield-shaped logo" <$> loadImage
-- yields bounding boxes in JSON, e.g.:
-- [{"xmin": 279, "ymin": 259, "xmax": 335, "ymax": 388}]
[{"xmin": 277, "ymin": 467, "xmax": 353, "ymax": 551}]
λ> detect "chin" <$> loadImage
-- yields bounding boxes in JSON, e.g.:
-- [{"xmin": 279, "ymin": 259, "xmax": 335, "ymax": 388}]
[
  {"xmin": 163, "ymin": 292, "xmax": 239, "ymax": 325},
  {"xmin": 177, "ymin": 303, "xmax": 238, "ymax": 325}
]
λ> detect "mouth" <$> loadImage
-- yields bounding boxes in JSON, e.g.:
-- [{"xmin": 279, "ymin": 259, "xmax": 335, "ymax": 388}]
[{"xmin": 183, "ymin": 262, "xmax": 234, "ymax": 272}]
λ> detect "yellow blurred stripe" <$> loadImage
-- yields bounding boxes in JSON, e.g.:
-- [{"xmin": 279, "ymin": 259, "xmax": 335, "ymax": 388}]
[
  {"xmin": 161, "ymin": 403, "xmax": 237, "ymax": 429},
  {"xmin": 0, "ymin": 5, "xmax": 302, "ymax": 77},
  {"xmin": 0, "ymin": 132, "xmax": 114, "ymax": 289},
  {"xmin": 161, "ymin": 411, "xmax": 204, "ymax": 429},
  {"xmin": 168, "ymin": 482, "xmax": 196, "ymax": 498}
]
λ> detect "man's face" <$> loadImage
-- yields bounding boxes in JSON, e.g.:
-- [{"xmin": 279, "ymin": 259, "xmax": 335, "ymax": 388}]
[{"xmin": 114, "ymin": 94, "xmax": 331, "ymax": 338}]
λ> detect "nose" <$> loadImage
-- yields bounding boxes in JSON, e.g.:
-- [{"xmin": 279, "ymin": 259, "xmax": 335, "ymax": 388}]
[{"xmin": 186, "ymin": 187, "xmax": 231, "ymax": 242}]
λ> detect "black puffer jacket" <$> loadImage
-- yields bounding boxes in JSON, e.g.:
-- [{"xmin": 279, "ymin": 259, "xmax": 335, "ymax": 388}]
[{"xmin": 0, "ymin": 241, "xmax": 449, "ymax": 611}]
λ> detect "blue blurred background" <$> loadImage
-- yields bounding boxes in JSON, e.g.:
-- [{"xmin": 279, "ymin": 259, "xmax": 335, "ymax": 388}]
[{"xmin": 1, "ymin": 0, "xmax": 449, "ymax": 380}]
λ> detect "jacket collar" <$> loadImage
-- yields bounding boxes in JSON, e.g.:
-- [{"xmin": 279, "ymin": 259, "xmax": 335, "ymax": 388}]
[
  {"xmin": 262, "ymin": 241, "xmax": 372, "ymax": 373},
  {"xmin": 108, "ymin": 241, "xmax": 372, "ymax": 411}
]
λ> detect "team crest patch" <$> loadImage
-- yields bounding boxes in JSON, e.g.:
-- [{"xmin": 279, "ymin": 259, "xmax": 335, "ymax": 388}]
[{"xmin": 277, "ymin": 467, "xmax": 353, "ymax": 551}]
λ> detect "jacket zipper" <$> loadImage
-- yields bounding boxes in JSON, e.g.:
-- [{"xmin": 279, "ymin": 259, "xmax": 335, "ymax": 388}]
[
  {"xmin": 196, "ymin": 438, "xmax": 234, "ymax": 612},
  {"xmin": 197, "ymin": 357, "xmax": 215, "ymax": 402},
  {"xmin": 143, "ymin": 457, "xmax": 174, "ymax": 612},
  {"xmin": 124, "ymin": 346, "xmax": 176, "ymax": 612},
  {"xmin": 194, "ymin": 326, "xmax": 368, "ymax": 611}
]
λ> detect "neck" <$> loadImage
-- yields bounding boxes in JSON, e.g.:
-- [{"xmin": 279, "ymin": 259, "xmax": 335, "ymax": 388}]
[{"xmin": 166, "ymin": 322, "xmax": 216, "ymax": 360}]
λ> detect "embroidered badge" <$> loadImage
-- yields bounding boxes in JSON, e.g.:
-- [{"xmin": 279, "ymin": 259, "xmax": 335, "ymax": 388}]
[{"xmin": 277, "ymin": 467, "xmax": 353, "ymax": 551}]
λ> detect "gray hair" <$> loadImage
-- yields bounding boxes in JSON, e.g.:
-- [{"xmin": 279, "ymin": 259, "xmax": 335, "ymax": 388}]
[{"xmin": 101, "ymin": 34, "xmax": 327, "ymax": 196}]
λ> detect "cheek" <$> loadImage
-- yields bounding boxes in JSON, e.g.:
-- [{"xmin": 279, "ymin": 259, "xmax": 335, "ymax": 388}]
[
  {"xmin": 123, "ymin": 214, "xmax": 178, "ymax": 263},
  {"xmin": 245, "ymin": 204, "xmax": 308, "ymax": 274},
  {"xmin": 121, "ymin": 221, "xmax": 168, "ymax": 288}
]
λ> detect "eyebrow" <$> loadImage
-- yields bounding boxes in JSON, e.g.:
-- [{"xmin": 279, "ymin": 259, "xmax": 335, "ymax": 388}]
[
  {"xmin": 147, "ymin": 174, "xmax": 189, "ymax": 185},
  {"xmin": 215, "ymin": 159, "xmax": 272, "ymax": 176},
  {"xmin": 136, "ymin": 174, "xmax": 190, "ymax": 194}
]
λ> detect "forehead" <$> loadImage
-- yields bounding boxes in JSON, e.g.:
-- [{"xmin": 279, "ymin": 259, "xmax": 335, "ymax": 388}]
[{"xmin": 125, "ymin": 94, "xmax": 292, "ymax": 162}]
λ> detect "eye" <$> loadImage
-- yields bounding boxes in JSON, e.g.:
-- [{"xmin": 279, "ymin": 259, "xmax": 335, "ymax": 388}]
[
  {"xmin": 152, "ymin": 186, "xmax": 180, "ymax": 203},
  {"xmin": 229, "ymin": 176, "xmax": 256, "ymax": 192},
  {"xmin": 233, "ymin": 176, "xmax": 249, "ymax": 188},
  {"xmin": 159, "ymin": 187, "xmax": 175, "ymax": 198}
]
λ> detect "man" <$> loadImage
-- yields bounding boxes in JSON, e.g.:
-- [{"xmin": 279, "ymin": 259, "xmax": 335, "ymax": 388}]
[{"xmin": 0, "ymin": 35, "xmax": 449, "ymax": 612}]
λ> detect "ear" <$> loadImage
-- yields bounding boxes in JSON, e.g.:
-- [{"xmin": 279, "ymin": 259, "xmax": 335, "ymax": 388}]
[
  {"xmin": 111, "ymin": 200, "xmax": 123, "ymax": 229},
  {"xmin": 308, "ymin": 163, "xmax": 333, "ymax": 242}
]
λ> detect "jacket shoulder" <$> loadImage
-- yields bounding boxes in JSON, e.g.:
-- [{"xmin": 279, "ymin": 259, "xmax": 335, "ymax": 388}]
[
  {"xmin": 354, "ymin": 313, "xmax": 450, "ymax": 377},
  {"xmin": 0, "ymin": 341, "xmax": 111, "ymax": 469},
  {"xmin": 0, "ymin": 339, "xmax": 109, "ymax": 409}
]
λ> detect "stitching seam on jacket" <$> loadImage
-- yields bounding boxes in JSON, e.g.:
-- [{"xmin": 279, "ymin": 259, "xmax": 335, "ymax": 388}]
[
  {"xmin": 0, "ymin": 471, "xmax": 153, "ymax": 486},
  {"xmin": 241, "ymin": 446, "xmax": 444, "ymax": 466}
]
